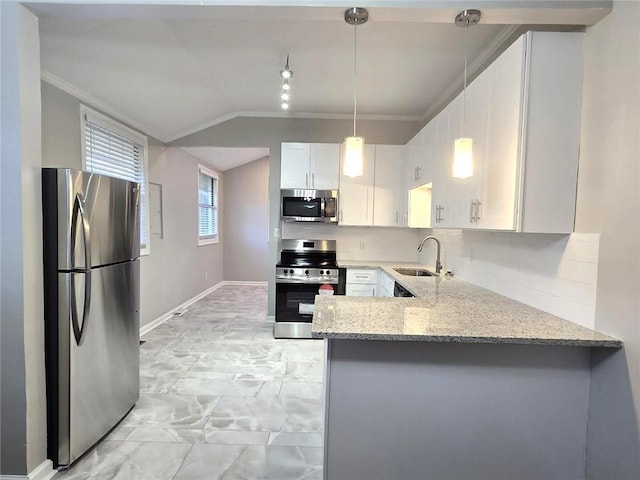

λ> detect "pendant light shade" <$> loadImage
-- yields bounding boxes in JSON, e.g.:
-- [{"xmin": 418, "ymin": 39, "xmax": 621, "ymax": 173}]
[
  {"xmin": 343, "ymin": 136, "xmax": 365, "ymax": 177},
  {"xmin": 343, "ymin": 7, "xmax": 368, "ymax": 178},
  {"xmin": 453, "ymin": 9, "xmax": 481, "ymax": 179},
  {"xmin": 453, "ymin": 137, "xmax": 474, "ymax": 179}
]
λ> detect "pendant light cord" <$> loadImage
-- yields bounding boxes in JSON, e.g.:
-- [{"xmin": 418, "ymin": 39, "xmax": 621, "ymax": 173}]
[
  {"xmin": 353, "ymin": 24, "xmax": 358, "ymax": 137},
  {"xmin": 462, "ymin": 20, "xmax": 468, "ymax": 134}
]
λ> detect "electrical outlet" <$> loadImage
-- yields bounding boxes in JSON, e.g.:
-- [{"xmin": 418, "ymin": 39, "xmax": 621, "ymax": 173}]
[{"xmin": 274, "ymin": 227, "xmax": 280, "ymax": 238}]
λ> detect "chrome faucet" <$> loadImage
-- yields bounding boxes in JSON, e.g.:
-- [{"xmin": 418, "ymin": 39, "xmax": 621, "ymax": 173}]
[{"xmin": 417, "ymin": 236, "xmax": 442, "ymax": 274}]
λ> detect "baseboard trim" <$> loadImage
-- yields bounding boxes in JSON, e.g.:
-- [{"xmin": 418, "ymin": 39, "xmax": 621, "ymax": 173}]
[
  {"xmin": 220, "ymin": 280, "xmax": 268, "ymax": 286},
  {"xmin": 1, "ymin": 460, "xmax": 56, "ymax": 480},
  {"xmin": 139, "ymin": 281, "xmax": 269, "ymax": 336},
  {"xmin": 140, "ymin": 281, "xmax": 225, "ymax": 336}
]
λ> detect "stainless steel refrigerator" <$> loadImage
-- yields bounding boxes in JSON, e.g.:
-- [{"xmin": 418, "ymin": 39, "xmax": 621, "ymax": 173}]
[{"xmin": 42, "ymin": 168, "xmax": 140, "ymax": 469}]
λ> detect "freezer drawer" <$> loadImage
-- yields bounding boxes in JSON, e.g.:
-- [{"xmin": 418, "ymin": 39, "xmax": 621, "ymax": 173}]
[{"xmin": 53, "ymin": 260, "xmax": 140, "ymax": 467}]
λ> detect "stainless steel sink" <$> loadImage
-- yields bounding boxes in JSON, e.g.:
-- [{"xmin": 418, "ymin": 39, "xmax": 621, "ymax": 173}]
[{"xmin": 393, "ymin": 268, "xmax": 437, "ymax": 277}]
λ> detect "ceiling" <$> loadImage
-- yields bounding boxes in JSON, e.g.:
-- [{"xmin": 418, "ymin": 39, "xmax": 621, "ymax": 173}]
[
  {"xmin": 180, "ymin": 147, "xmax": 270, "ymax": 171},
  {"xmin": 28, "ymin": 2, "xmax": 606, "ymax": 169}
]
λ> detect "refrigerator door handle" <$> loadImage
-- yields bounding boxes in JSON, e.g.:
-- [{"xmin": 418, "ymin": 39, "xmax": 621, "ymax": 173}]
[{"xmin": 71, "ymin": 193, "xmax": 92, "ymax": 345}]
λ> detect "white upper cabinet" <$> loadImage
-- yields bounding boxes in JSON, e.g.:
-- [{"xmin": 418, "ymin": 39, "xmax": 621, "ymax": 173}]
[
  {"xmin": 280, "ymin": 142, "xmax": 340, "ymax": 190},
  {"xmin": 310, "ymin": 143, "xmax": 341, "ymax": 190},
  {"xmin": 339, "ymin": 144, "xmax": 375, "ymax": 226},
  {"xmin": 413, "ymin": 31, "xmax": 583, "ymax": 233},
  {"xmin": 373, "ymin": 145, "xmax": 404, "ymax": 227},
  {"xmin": 339, "ymin": 144, "xmax": 404, "ymax": 227}
]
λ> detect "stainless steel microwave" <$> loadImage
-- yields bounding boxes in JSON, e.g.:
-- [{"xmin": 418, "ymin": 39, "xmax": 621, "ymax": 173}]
[{"xmin": 280, "ymin": 189, "xmax": 338, "ymax": 223}]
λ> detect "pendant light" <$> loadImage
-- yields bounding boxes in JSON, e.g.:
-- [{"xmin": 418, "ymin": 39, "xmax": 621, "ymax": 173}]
[
  {"xmin": 453, "ymin": 9, "xmax": 481, "ymax": 179},
  {"xmin": 343, "ymin": 7, "xmax": 368, "ymax": 178}
]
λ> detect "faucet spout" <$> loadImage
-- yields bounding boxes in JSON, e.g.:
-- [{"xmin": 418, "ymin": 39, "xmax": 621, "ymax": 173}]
[{"xmin": 417, "ymin": 235, "xmax": 442, "ymax": 274}]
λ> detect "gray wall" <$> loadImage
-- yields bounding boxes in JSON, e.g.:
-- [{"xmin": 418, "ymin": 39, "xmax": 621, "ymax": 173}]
[
  {"xmin": 223, "ymin": 156, "xmax": 270, "ymax": 282},
  {"xmin": 171, "ymin": 116, "xmax": 422, "ymax": 315},
  {"xmin": 40, "ymin": 83, "xmax": 225, "ymax": 328},
  {"xmin": 0, "ymin": 3, "xmax": 46, "ymax": 475},
  {"xmin": 142, "ymin": 147, "xmax": 224, "ymax": 325},
  {"xmin": 574, "ymin": 2, "xmax": 640, "ymax": 478}
]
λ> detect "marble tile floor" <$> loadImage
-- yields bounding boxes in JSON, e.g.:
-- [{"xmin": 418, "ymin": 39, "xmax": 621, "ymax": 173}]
[{"xmin": 54, "ymin": 284, "xmax": 324, "ymax": 480}]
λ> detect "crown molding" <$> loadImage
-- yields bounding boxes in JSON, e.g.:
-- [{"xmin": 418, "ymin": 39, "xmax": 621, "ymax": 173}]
[
  {"xmin": 422, "ymin": 24, "xmax": 522, "ymax": 123},
  {"xmin": 41, "ymin": 70, "xmax": 167, "ymax": 142},
  {"xmin": 166, "ymin": 111, "xmax": 424, "ymax": 143}
]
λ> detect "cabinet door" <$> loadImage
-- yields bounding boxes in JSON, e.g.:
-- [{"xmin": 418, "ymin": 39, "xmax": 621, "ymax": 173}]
[
  {"xmin": 373, "ymin": 145, "xmax": 403, "ymax": 227},
  {"xmin": 478, "ymin": 36, "xmax": 524, "ymax": 230},
  {"xmin": 346, "ymin": 284, "xmax": 376, "ymax": 297},
  {"xmin": 310, "ymin": 143, "xmax": 340, "ymax": 190},
  {"xmin": 454, "ymin": 66, "xmax": 491, "ymax": 229},
  {"xmin": 281, "ymin": 143, "xmax": 311, "ymax": 189},
  {"xmin": 339, "ymin": 144, "xmax": 375, "ymax": 226},
  {"xmin": 431, "ymin": 111, "xmax": 450, "ymax": 227}
]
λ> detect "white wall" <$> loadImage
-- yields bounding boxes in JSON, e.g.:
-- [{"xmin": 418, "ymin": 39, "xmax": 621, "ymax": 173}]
[
  {"xmin": 0, "ymin": 3, "xmax": 46, "ymax": 475},
  {"xmin": 223, "ymin": 156, "xmax": 270, "ymax": 281},
  {"xmin": 424, "ymin": 230, "xmax": 600, "ymax": 329},
  {"xmin": 574, "ymin": 2, "xmax": 640, "ymax": 477}
]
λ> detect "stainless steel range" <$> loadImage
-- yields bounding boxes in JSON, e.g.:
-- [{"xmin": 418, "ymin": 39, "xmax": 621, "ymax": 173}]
[{"xmin": 274, "ymin": 239, "xmax": 345, "ymax": 339}]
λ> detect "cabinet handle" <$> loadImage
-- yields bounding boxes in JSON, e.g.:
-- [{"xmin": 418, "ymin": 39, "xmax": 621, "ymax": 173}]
[
  {"xmin": 414, "ymin": 167, "xmax": 417, "ymax": 181},
  {"xmin": 396, "ymin": 211, "xmax": 399, "ymax": 224},
  {"xmin": 312, "ymin": 173, "xmax": 315, "ymax": 188},
  {"xmin": 366, "ymin": 189, "xmax": 369, "ymax": 220},
  {"xmin": 475, "ymin": 199, "xmax": 482, "ymax": 221},
  {"xmin": 470, "ymin": 199, "xmax": 475, "ymax": 223},
  {"xmin": 306, "ymin": 173, "xmax": 309, "ymax": 188},
  {"xmin": 417, "ymin": 167, "xmax": 421, "ymax": 180}
]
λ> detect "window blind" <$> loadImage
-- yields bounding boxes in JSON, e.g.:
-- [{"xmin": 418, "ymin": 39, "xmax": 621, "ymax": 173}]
[
  {"xmin": 84, "ymin": 116, "xmax": 148, "ymax": 249},
  {"xmin": 198, "ymin": 167, "xmax": 218, "ymax": 240}
]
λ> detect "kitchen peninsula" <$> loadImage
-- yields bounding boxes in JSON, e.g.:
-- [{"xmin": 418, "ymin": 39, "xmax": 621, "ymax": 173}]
[{"xmin": 312, "ymin": 265, "xmax": 620, "ymax": 480}]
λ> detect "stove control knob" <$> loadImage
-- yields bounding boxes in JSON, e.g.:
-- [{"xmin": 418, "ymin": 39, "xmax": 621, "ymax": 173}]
[
  {"xmin": 305, "ymin": 270, "xmax": 309, "ymax": 275},
  {"xmin": 319, "ymin": 270, "xmax": 324, "ymax": 275},
  {"xmin": 325, "ymin": 270, "xmax": 330, "ymax": 275},
  {"xmin": 289, "ymin": 269, "xmax": 294, "ymax": 275}
]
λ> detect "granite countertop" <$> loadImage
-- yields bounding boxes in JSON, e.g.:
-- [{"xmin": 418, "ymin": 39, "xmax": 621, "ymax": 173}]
[{"xmin": 311, "ymin": 261, "xmax": 621, "ymax": 348}]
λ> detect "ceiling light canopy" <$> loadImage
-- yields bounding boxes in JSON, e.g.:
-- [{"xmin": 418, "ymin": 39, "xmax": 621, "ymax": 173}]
[
  {"xmin": 343, "ymin": 7, "xmax": 368, "ymax": 179},
  {"xmin": 280, "ymin": 54, "xmax": 293, "ymax": 79}
]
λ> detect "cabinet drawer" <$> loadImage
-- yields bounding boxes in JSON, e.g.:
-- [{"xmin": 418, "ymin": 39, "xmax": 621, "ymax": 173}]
[
  {"xmin": 346, "ymin": 284, "xmax": 376, "ymax": 297},
  {"xmin": 346, "ymin": 269, "xmax": 378, "ymax": 284}
]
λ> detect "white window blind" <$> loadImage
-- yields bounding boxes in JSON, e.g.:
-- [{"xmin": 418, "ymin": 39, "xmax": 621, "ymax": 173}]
[
  {"xmin": 198, "ymin": 165, "xmax": 218, "ymax": 244},
  {"xmin": 81, "ymin": 106, "xmax": 150, "ymax": 253}
]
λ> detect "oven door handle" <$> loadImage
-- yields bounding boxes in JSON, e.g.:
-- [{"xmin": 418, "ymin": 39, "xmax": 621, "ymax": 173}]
[{"xmin": 275, "ymin": 279, "xmax": 339, "ymax": 285}]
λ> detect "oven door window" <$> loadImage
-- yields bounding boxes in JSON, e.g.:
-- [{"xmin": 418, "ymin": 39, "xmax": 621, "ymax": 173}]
[
  {"xmin": 276, "ymin": 283, "xmax": 321, "ymax": 323},
  {"xmin": 282, "ymin": 197, "xmax": 321, "ymax": 218}
]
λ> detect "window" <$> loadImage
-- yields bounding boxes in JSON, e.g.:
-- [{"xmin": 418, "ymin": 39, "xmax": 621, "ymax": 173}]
[
  {"xmin": 198, "ymin": 165, "xmax": 219, "ymax": 245},
  {"xmin": 81, "ymin": 105, "xmax": 150, "ymax": 255}
]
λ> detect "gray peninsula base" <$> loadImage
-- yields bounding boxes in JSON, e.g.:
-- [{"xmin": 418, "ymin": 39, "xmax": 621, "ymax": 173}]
[{"xmin": 322, "ymin": 339, "xmax": 593, "ymax": 480}]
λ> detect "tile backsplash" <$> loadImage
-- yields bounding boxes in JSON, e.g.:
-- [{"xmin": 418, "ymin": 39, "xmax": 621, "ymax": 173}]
[
  {"xmin": 421, "ymin": 230, "xmax": 600, "ymax": 329},
  {"xmin": 281, "ymin": 223, "xmax": 421, "ymax": 262}
]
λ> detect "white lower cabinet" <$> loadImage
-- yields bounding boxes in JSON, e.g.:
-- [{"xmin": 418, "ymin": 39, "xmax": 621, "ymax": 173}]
[
  {"xmin": 346, "ymin": 269, "xmax": 378, "ymax": 297},
  {"xmin": 377, "ymin": 271, "xmax": 395, "ymax": 298}
]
